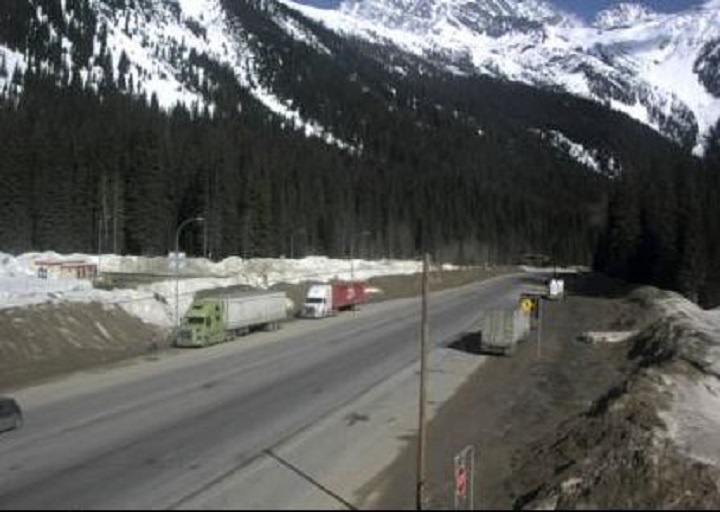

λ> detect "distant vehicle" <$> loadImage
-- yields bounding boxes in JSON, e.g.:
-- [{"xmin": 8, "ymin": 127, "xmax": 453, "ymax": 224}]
[
  {"xmin": 175, "ymin": 291, "xmax": 288, "ymax": 348},
  {"xmin": 300, "ymin": 281, "xmax": 368, "ymax": 318},
  {"xmin": 546, "ymin": 277, "xmax": 565, "ymax": 300},
  {"xmin": 0, "ymin": 397, "xmax": 23, "ymax": 433},
  {"xmin": 519, "ymin": 253, "xmax": 552, "ymax": 267},
  {"xmin": 477, "ymin": 309, "xmax": 531, "ymax": 356}
]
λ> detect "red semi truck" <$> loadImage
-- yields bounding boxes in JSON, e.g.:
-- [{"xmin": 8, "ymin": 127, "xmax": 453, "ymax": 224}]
[{"xmin": 300, "ymin": 281, "xmax": 368, "ymax": 318}]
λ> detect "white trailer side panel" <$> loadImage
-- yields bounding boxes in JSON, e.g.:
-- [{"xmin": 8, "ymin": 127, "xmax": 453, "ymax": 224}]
[
  {"xmin": 480, "ymin": 309, "xmax": 531, "ymax": 355},
  {"xmin": 224, "ymin": 292, "xmax": 287, "ymax": 330}
]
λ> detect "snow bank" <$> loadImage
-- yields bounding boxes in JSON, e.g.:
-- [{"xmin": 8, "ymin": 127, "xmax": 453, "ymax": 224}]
[
  {"xmin": 92, "ymin": 254, "xmax": 430, "ymax": 284},
  {"xmin": 645, "ymin": 293, "xmax": 720, "ymax": 468},
  {"xmin": 0, "ymin": 251, "xmax": 456, "ymax": 327}
]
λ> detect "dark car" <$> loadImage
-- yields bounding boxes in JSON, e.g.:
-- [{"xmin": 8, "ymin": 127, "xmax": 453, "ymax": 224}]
[{"xmin": 0, "ymin": 397, "xmax": 23, "ymax": 432}]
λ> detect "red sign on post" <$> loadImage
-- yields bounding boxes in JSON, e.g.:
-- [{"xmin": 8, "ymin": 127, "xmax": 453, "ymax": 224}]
[
  {"xmin": 454, "ymin": 445, "xmax": 475, "ymax": 510},
  {"xmin": 455, "ymin": 465, "xmax": 467, "ymax": 498}
]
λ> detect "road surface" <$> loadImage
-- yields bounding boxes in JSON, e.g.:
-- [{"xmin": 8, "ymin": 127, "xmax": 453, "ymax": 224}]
[{"xmin": 0, "ymin": 274, "xmax": 537, "ymax": 509}]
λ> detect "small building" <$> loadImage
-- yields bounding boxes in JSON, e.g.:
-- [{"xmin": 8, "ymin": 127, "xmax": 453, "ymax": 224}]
[{"xmin": 35, "ymin": 260, "xmax": 97, "ymax": 280}]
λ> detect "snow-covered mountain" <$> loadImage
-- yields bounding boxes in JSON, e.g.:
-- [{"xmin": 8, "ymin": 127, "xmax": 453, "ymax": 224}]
[
  {"xmin": 593, "ymin": 3, "xmax": 659, "ymax": 29},
  {"xmin": 283, "ymin": 0, "xmax": 720, "ymax": 154},
  {"xmin": 1, "ymin": 0, "xmax": 718, "ymax": 157},
  {"xmin": 0, "ymin": 0, "xmax": 350, "ymax": 148}
]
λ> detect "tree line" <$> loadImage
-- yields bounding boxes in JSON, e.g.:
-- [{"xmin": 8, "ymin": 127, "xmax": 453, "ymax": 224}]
[{"xmin": 594, "ymin": 123, "xmax": 720, "ymax": 306}]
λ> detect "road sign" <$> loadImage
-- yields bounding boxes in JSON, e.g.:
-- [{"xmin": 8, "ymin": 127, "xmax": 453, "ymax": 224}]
[
  {"xmin": 454, "ymin": 445, "xmax": 475, "ymax": 510},
  {"xmin": 455, "ymin": 465, "xmax": 467, "ymax": 498},
  {"xmin": 168, "ymin": 251, "xmax": 187, "ymax": 270},
  {"xmin": 520, "ymin": 297, "xmax": 535, "ymax": 313}
]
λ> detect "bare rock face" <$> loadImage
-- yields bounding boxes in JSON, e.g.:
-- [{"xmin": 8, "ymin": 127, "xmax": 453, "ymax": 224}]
[{"xmin": 695, "ymin": 37, "xmax": 720, "ymax": 98}]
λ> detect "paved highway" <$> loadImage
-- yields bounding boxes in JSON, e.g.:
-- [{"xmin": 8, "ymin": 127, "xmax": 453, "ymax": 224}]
[{"xmin": 0, "ymin": 274, "xmax": 536, "ymax": 509}]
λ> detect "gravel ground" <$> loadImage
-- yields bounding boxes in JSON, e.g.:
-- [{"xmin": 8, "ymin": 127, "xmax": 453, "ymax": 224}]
[{"xmin": 364, "ymin": 273, "xmax": 657, "ymax": 509}]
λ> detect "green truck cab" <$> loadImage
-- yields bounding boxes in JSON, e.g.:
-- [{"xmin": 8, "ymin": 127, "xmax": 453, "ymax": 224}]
[{"xmin": 176, "ymin": 299, "xmax": 226, "ymax": 348}]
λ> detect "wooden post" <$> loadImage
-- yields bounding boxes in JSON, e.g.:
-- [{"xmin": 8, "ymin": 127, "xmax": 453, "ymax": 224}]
[
  {"xmin": 536, "ymin": 298, "xmax": 542, "ymax": 358},
  {"xmin": 417, "ymin": 253, "xmax": 430, "ymax": 509}
]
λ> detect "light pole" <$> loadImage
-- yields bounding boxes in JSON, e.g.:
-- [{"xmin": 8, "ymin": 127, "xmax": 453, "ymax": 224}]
[
  {"xmin": 350, "ymin": 230, "xmax": 370, "ymax": 282},
  {"xmin": 417, "ymin": 252, "xmax": 430, "ymax": 510},
  {"xmin": 290, "ymin": 227, "xmax": 306, "ymax": 260},
  {"xmin": 174, "ymin": 216, "xmax": 204, "ymax": 330}
]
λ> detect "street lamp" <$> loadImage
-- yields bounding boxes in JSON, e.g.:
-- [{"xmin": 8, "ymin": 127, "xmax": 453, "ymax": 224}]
[
  {"xmin": 290, "ymin": 227, "xmax": 306, "ymax": 260},
  {"xmin": 174, "ymin": 216, "xmax": 204, "ymax": 329},
  {"xmin": 350, "ymin": 230, "xmax": 371, "ymax": 282}
]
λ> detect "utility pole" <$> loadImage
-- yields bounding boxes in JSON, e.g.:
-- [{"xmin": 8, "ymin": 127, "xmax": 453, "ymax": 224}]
[
  {"xmin": 97, "ymin": 217, "xmax": 102, "ymax": 281},
  {"xmin": 416, "ymin": 252, "xmax": 430, "ymax": 510},
  {"xmin": 203, "ymin": 219, "xmax": 208, "ymax": 259},
  {"xmin": 174, "ymin": 216, "xmax": 204, "ymax": 329},
  {"xmin": 536, "ymin": 297, "xmax": 543, "ymax": 358}
]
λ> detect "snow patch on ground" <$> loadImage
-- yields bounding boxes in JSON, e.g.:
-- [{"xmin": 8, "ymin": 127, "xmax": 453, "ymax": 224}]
[
  {"xmin": 649, "ymin": 294, "xmax": 720, "ymax": 468},
  {"xmin": 664, "ymin": 371, "xmax": 720, "ymax": 468},
  {"xmin": 532, "ymin": 129, "xmax": 609, "ymax": 174},
  {"xmin": 0, "ymin": 45, "xmax": 26, "ymax": 94}
]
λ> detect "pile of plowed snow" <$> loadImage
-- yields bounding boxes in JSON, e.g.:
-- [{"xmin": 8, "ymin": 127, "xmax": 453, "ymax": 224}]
[
  {"xmin": 514, "ymin": 287, "xmax": 720, "ymax": 509},
  {"xmin": 0, "ymin": 252, "xmax": 453, "ymax": 327}
]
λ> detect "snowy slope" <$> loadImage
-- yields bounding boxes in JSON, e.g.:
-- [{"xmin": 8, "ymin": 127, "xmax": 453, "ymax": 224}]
[
  {"xmin": 0, "ymin": 0, "xmax": 350, "ymax": 148},
  {"xmin": 593, "ymin": 3, "xmax": 660, "ymax": 29},
  {"xmin": 4, "ymin": 0, "xmax": 717, "ymax": 153},
  {"xmin": 281, "ymin": 0, "xmax": 720, "ymax": 153}
]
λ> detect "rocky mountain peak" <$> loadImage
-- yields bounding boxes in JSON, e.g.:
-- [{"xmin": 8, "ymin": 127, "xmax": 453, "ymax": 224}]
[
  {"xmin": 593, "ymin": 3, "xmax": 660, "ymax": 29},
  {"xmin": 337, "ymin": 0, "xmax": 574, "ymax": 35}
]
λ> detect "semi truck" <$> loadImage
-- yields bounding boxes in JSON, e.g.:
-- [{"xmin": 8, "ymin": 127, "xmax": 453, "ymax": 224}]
[
  {"xmin": 477, "ymin": 309, "xmax": 531, "ymax": 356},
  {"xmin": 300, "ymin": 281, "xmax": 368, "ymax": 318},
  {"xmin": 175, "ymin": 290, "xmax": 288, "ymax": 348}
]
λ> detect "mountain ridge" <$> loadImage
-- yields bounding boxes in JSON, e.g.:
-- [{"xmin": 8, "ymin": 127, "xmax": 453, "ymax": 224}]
[{"xmin": 285, "ymin": 0, "xmax": 720, "ymax": 153}]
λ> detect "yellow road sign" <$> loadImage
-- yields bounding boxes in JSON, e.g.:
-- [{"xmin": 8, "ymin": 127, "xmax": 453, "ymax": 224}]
[{"xmin": 520, "ymin": 297, "xmax": 535, "ymax": 313}]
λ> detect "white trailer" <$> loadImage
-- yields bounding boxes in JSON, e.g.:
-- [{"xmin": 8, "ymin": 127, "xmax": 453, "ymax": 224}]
[
  {"xmin": 547, "ymin": 278, "xmax": 565, "ymax": 300},
  {"xmin": 478, "ymin": 309, "xmax": 531, "ymax": 356},
  {"xmin": 224, "ymin": 291, "xmax": 287, "ymax": 334}
]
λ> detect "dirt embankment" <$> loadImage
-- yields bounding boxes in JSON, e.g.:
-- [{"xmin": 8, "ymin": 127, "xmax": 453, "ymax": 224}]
[
  {"xmin": 366, "ymin": 273, "xmax": 720, "ymax": 510},
  {"xmin": 0, "ymin": 302, "xmax": 164, "ymax": 392}
]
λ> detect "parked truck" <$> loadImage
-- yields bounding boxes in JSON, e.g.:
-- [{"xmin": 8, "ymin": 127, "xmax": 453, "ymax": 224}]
[
  {"xmin": 175, "ymin": 290, "xmax": 288, "ymax": 348},
  {"xmin": 477, "ymin": 309, "xmax": 531, "ymax": 356},
  {"xmin": 546, "ymin": 277, "xmax": 565, "ymax": 300},
  {"xmin": 300, "ymin": 281, "xmax": 368, "ymax": 318}
]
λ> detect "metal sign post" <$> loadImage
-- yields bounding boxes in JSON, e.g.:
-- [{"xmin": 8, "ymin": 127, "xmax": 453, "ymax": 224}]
[
  {"xmin": 416, "ymin": 253, "xmax": 430, "ymax": 510},
  {"xmin": 537, "ymin": 297, "xmax": 543, "ymax": 358}
]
